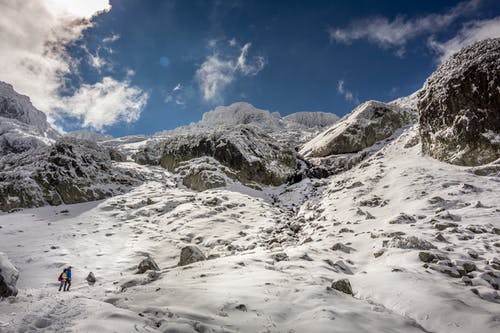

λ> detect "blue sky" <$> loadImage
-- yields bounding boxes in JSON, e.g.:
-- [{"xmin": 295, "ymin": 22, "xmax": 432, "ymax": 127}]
[{"xmin": 1, "ymin": 0, "xmax": 499, "ymax": 136}]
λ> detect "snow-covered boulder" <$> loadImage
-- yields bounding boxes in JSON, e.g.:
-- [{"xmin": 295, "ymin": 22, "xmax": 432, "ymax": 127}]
[
  {"xmin": 135, "ymin": 125, "xmax": 298, "ymax": 189},
  {"xmin": 300, "ymin": 101, "xmax": 414, "ymax": 158},
  {"xmin": 418, "ymin": 38, "xmax": 500, "ymax": 166},
  {"xmin": 178, "ymin": 245, "xmax": 206, "ymax": 266},
  {"xmin": 0, "ymin": 137, "xmax": 142, "ymax": 211},
  {"xmin": 0, "ymin": 252, "xmax": 19, "ymax": 297}
]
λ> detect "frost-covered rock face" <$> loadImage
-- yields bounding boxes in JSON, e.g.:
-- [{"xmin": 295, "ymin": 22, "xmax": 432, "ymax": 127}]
[
  {"xmin": 0, "ymin": 82, "xmax": 60, "ymax": 155},
  {"xmin": 418, "ymin": 38, "xmax": 500, "ymax": 166},
  {"xmin": 0, "ymin": 81, "xmax": 59, "ymax": 140},
  {"xmin": 135, "ymin": 125, "xmax": 298, "ymax": 189},
  {"xmin": 0, "ymin": 137, "xmax": 141, "ymax": 211},
  {"xmin": 283, "ymin": 111, "xmax": 339, "ymax": 128},
  {"xmin": 300, "ymin": 101, "xmax": 415, "ymax": 158},
  {"xmin": 0, "ymin": 252, "xmax": 19, "ymax": 297}
]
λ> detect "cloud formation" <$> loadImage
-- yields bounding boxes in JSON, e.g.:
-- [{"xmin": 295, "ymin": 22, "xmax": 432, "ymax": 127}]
[
  {"xmin": 0, "ymin": 0, "xmax": 148, "ymax": 131},
  {"xmin": 329, "ymin": 0, "xmax": 480, "ymax": 53},
  {"xmin": 61, "ymin": 77, "xmax": 148, "ymax": 130},
  {"xmin": 196, "ymin": 42, "xmax": 266, "ymax": 102},
  {"xmin": 337, "ymin": 80, "xmax": 359, "ymax": 104},
  {"xmin": 428, "ymin": 16, "xmax": 500, "ymax": 63}
]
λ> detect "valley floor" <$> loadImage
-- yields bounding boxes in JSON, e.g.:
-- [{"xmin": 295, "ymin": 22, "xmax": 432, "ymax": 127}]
[{"xmin": 1, "ymin": 127, "xmax": 499, "ymax": 333}]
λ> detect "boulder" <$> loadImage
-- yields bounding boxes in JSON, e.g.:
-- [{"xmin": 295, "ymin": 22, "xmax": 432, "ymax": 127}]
[
  {"xmin": 178, "ymin": 245, "xmax": 206, "ymax": 266},
  {"xmin": 419, "ymin": 252, "xmax": 436, "ymax": 263},
  {"xmin": 418, "ymin": 38, "xmax": 500, "ymax": 166},
  {"xmin": 300, "ymin": 101, "xmax": 415, "ymax": 158},
  {"xmin": 331, "ymin": 279, "xmax": 353, "ymax": 295},
  {"xmin": 86, "ymin": 272, "xmax": 97, "ymax": 284},
  {"xmin": 0, "ymin": 252, "xmax": 19, "ymax": 297},
  {"xmin": 137, "ymin": 257, "xmax": 160, "ymax": 273}
]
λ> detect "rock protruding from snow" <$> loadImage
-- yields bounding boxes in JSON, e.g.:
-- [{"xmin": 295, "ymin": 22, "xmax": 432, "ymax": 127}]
[
  {"xmin": 137, "ymin": 257, "xmax": 160, "ymax": 274},
  {"xmin": 418, "ymin": 38, "xmax": 500, "ymax": 166},
  {"xmin": 135, "ymin": 125, "xmax": 298, "ymax": 189},
  {"xmin": 300, "ymin": 101, "xmax": 415, "ymax": 158},
  {"xmin": 0, "ymin": 252, "xmax": 19, "ymax": 297},
  {"xmin": 178, "ymin": 245, "xmax": 206, "ymax": 266},
  {"xmin": 86, "ymin": 272, "xmax": 97, "ymax": 284},
  {"xmin": 0, "ymin": 137, "xmax": 142, "ymax": 211},
  {"xmin": 331, "ymin": 279, "xmax": 353, "ymax": 295}
]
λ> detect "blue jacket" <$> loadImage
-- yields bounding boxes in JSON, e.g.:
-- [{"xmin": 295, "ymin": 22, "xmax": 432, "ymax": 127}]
[{"xmin": 66, "ymin": 268, "xmax": 72, "ymax": 279}]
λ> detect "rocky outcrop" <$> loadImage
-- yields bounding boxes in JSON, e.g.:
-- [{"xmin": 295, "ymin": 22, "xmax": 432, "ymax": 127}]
[
  {"xmin": 0, "ymin": 137, "xmax": 142, "ymax": 211},
  {"xmin": 137, "ymin": 257, "xmax": 160, "ymax": 274},
  {"xmin": 300, "ymin": 101, "xmax": 415, "ymax": 158},
  {"xmin": 134, "ymin": 125, "xmax": 298, "ymax": 189},
  {"xmin": 418, "ymin": 38, "xmax": 500, "ymax": 166},
  {"xmin": 178, "ymin": 245, "xmax": 206, "ymax": 266},
  {"xmin": 0, "ymin": 82, "xmax": 60, "ymax": 155},
  {"xmin": 0, "ymin": 252, "xmax": 19, "ymax": 297}
]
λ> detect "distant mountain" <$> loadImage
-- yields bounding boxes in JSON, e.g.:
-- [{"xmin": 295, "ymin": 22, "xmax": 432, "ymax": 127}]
[
  {"xmin": 65, "ymin": 130, "xmax": 113, "ymax": 142},
  {"xmin": 156, "ymin": 102, "xmax": 339, "ymax": 136}
]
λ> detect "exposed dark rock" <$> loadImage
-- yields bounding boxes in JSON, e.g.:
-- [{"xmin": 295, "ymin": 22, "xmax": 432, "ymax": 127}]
[
  {"xmin": 86, "ymin": 272, "xmax": 97, "ymax": 284},
  {"xmin": 137, "ymin": 257, "xmax": 160, "ymax": 273},
  {"xmin": 419, "ymin": 252, "xmax": 436, "ymax": 263},
  {"xmin": 418, "ymin": 38, "xmax": 500, "ymax": 166},
  {"xmin": 0, "ymin": 137, "xmax": 142, "ymax": 211},
  {"xmin": 178, "ymin": 245, "xmax": 206, "ymax": 266},
  {"xmin": 331, "ymin": 279, "xmax": 353, "ymax": 295}
]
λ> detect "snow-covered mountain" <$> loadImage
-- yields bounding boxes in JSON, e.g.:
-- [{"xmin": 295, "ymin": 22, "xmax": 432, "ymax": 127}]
[
  {"xmin": 0, "ymin": 39, "xmax": 499, "ymax": 333},
  {"xmin": 157, "ymin": 102, "xmax": 339, "ymax": 135}
]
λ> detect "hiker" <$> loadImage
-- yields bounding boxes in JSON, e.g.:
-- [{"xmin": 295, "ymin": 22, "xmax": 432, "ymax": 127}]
[
  {"xmin": 65, "ymin": 265, "xmax": 72, "ymax": 291},
  {"xmin": 57, "ymin": 265, "xmax": 72, "ymax": 291},
  {"xmin": 58, "ymin": 268, "xmax": 67, "ymax": 292}
]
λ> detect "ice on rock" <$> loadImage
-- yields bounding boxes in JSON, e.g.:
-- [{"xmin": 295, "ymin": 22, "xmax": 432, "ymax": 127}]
[{"xmin": 0, "ymin": 252, "xmax": 19, "ymax": 297}]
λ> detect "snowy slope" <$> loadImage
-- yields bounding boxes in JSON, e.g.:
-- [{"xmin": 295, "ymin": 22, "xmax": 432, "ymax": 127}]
[{"xmin": 0, "ymin": 124, "xmax": 499, "ymax": 333}]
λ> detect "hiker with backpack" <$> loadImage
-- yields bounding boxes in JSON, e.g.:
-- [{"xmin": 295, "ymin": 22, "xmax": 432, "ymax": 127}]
[{"xmin": 58, "ymin": 265, "xmax": 72, "ymax": 291}]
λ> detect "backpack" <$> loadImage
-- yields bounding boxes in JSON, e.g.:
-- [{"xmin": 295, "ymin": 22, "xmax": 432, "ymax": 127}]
[{"xmin": 58, "ymin": 272, "xmax": 64, "ymax": 281}]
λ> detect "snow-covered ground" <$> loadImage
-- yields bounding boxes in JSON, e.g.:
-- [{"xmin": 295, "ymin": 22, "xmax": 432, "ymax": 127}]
[{"xmin": 0, "ymin": 125, "xmax": 499, "ymax": 333}]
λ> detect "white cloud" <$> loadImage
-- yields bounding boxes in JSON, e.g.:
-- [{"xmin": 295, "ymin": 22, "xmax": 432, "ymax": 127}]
[
  {"xmin": 237, "ymin": 43, "xmax": 266, "ymax": 76},
  {"xmin": 196, "ymin": 42, "xmax": 266, "ymax": 102},
  {"xmin": 329, "ymin": 0, "xmax": 480, "ymax": 50},
  {"xmin": 337, "ymin": 80, "xmax": 359, "ymax": 104},
  {"xmin": 61, "ymin": 77, "xmax": 148, "ymax": 130},
  {"xmin": 229, "ymin": 38, "xmax": 237, "ymax": 47},
  {"xmin": 428, "ymin": 16, "xmax": 500, "ymax": 63},
  {"xmin": 0, "ymin": 0, "xmax": 148, "ymax": 131},
  {"xmin": 103, "ymin": 34, "xmax": 120, "ymax": 43}
]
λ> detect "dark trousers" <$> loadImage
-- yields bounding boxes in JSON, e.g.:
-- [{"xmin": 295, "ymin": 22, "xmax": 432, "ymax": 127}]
[{"xmin": 58, "ymin": 279, "xmax": 71, "ymax": 291}]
